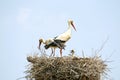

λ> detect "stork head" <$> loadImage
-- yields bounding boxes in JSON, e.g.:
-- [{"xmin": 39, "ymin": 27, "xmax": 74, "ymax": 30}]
[
  {"xmin": 38, "ymin": 38, "xmax": 43, "ymax": 50},
  {"xmin": 68, "ymin": 19, "xmax": 76, "ymax": 31}
]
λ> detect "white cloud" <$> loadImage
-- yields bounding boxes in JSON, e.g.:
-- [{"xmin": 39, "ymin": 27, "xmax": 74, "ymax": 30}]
[{"xmin": 16, "ymin": 8, "xmax": 31, "ymax": 25}]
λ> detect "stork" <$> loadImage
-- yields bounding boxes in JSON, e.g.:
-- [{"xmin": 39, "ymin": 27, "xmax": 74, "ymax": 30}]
[
  {"xmin": 45, "ymin": 19, "xmax": 76, "ymax": 57},
  {"xmin": 38, "ymin": 38, "xmax": 65, "ymax": 57}
]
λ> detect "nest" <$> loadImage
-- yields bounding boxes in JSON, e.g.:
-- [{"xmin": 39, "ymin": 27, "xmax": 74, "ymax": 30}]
[{"xmin": 25, "ymin": 54, "xmax": 107, "ymax": 80}]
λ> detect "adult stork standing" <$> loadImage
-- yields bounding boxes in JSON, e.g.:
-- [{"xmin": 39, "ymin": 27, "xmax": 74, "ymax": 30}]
[{"xmin": 38, "ymin": 19, "xmax": 76, "ymax": 57}]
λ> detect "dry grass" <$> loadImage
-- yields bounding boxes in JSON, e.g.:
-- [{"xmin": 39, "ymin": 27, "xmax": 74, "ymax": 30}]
[{"xmin": 25, "ymin": 52, "xmax": 107, "ymax": 80}]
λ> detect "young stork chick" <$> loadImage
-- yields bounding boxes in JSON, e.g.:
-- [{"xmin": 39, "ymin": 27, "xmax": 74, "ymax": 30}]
[{"xmin": 38, "ymin": 38, "xmax": 65, "ymax": 57}]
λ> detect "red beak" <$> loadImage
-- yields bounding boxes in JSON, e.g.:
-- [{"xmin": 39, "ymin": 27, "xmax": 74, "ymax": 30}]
[{"xmin": 71, "ymin": 22, "xmax": 76, "ymax": 31}]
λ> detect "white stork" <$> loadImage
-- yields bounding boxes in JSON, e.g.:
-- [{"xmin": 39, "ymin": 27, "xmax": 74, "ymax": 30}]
[
  {"xmin": 38, "ymin": 38, "xmax": 65, "ymax": 57},
  {"xmin": 53, "ymin": 19, "xmax": 76, "ymax": 57},
  {"xmin": 38, "ymin": 19, "xmax": 76, "ymax": 57}
]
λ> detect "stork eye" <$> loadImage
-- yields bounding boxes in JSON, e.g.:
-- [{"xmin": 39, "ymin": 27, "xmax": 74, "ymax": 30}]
[{"xmin": 71, "ymin": 21, "xmax": 73, "ymax": 24}]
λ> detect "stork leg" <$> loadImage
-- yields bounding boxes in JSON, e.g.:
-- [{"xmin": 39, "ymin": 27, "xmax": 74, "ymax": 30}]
[
  {"xmin": 60, "ymin": 48, "xmax": 62, "ymax": 57},
  {"xmin": 53, "ymin": 47, "xmax": 56, "ymax": 57}
]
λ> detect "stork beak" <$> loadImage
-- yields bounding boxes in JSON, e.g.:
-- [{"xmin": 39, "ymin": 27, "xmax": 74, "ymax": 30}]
[
  {"xmin": 38, "ymin": 40, "xmax": 42, "ymax": 50},
  {"xmin": 71, "ymin": 22, "xmax": 76, "ymax": 31}
]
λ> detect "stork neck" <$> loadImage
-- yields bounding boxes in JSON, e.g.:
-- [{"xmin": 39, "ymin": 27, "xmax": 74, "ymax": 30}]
[
  {"xmin": 67, "ymin": 23, "xmax": 72, "ymax": 34},
  {"xmin": 69, "ymin": 22, "xmax": 73, "ymax": 30},
  {"xmin": 68, "ymin": 22, "xmax": 73, "ymax": 29}
]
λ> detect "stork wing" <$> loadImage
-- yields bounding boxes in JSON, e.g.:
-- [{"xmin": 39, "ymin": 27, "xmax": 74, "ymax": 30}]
[{"xmin": 44, "ymin": 40, "xmax": 65, "ymax": 49}]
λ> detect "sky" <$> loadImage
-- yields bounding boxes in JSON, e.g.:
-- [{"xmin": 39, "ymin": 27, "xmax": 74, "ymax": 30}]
[{"xmin": 0, "ymin": 0, "xmax": 120, "ymax": 80}]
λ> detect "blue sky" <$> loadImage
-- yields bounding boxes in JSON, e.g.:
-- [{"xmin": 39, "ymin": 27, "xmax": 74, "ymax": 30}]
[{"xmin": 0, "ymin": 0, "xmax": 120, "ymax": 80}]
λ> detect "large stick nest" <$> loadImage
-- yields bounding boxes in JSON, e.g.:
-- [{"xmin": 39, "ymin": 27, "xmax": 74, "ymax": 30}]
[{"xmin": 25, "ymin": 54, "xmax": 107, "ymax": 80}]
